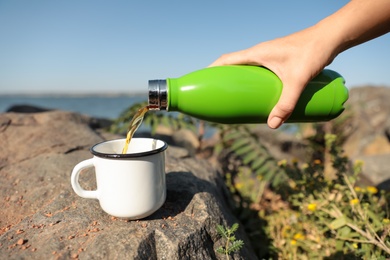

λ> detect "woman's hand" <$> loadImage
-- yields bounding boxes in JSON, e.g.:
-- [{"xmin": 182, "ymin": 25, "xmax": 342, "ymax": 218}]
[
  {"xmin": 210, "ymin": 0, "xmax": 390, "ymax": 129},
  {"xmin": 210, "ymin": 26, "xmax": 336, "ymax": 128}
]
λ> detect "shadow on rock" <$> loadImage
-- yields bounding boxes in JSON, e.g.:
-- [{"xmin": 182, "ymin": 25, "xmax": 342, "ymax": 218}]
[{"xmin": 146, "ymin": 171, "xmax": 215, "ymax": 220}]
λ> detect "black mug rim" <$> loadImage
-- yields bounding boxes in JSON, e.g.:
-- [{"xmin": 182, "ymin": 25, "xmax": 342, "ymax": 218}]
[{"xmin": 90, "ymin": 138, "xmax": 168, "ymax": 159}]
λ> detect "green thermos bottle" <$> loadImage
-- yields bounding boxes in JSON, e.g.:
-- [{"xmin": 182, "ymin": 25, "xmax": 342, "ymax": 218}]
[{"xmin": 148, "ymin": 65, "xmax": 348, "ymax": 124}]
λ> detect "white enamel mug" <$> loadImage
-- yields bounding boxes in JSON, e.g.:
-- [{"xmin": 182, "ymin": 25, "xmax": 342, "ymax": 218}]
[{"xmin": 71, "ymin": 138, "xmax": 168, "ymax": 219}]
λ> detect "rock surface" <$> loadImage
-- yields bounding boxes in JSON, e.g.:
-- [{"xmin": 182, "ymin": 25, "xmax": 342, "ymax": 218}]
[
  {"xmin": 343, "ymin": 86, "xmax": 390, "ymax": 186},
  {"xmin": 0, "ymin": 111, "xmax": 256, "ymax": 259},
  {"xmin": 343, "ymin": 86, "xmax": 390, "ymax": 157}
]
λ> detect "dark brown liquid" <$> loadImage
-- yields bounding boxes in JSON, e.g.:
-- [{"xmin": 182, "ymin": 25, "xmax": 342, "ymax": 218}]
[{"xmin": 122, "ymin": 106, "xmax": 149, "ymax": 154}]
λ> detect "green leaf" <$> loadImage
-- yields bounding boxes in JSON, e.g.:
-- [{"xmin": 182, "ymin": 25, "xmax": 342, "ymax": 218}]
[
  {"xmin": 227, "ymin": 240, "xmax": 244, "ymax": 254},
  {"xmin": 335, "ymin": 239, "xmax": 345, "ymax": 251},
  {"xmin": 223, "ymin": 130, "xmax": 243, "ymax": 142},
  {"xmin": 230, "ymin": 138, "xmax": 250, "ymax": 151},
  {"xmin": 261, "ymin": 166, "xmax": 278, "ymax": 182},
  {"xmin": 216, "ymin": 247, "xmax": 225, "ymax": 254},
  {"xmin": 366, "ymin": 208, "xmax": 383, "ymax": 228},
  {"xmin": 229, "ymin": 235, "xmax": 236, "ymax": 242},
  {"xmin": 216, "ymin": 225, "xmax": 228, "ymax": 239},
  {"xmin": 339, "ymin": 226, "xmax": 351, "ymax": 237},
  {"xmin": 330, "ymin": 216, "xmax": 347, "ymax": 230},
  {"xmin": 230, "ymin": 223, "xmax": 239, "ymax": 233},
  {"xmin": 234, "ymin": 144, "xmax": 254, "ymax": 156},
  {"xmin": 251, "ymin": 157, "xmax": 267, "ymax": 171},
  {"xmin": 347, "ymin": 232, "xmax": 361, "ymax": 239},
  {"xmin": 213, "ymin": 143, "xmax": 224, "ymax": 156},
  {"xmin": 242, "ymin": 151, "xmax": 259, "ymax": 164}
]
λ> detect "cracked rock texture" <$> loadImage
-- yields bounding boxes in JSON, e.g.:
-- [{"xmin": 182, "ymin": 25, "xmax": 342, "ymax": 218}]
[{"xmin": 0, "ymin": 111, "xmax": 257, "ymax": 260}]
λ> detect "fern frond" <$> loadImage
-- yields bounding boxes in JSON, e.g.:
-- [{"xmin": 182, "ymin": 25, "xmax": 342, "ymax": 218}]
[
  {"xmin": 223, "ymin": 129, "xmax": 244, "ymax": 142},
  {"xmin": 216, "ymin": 247, "xmax": 226, "ymax": 254},
  {"xmin": 230, "ymin": 223, "xmax": 239, "ymax": 233},
  {"xmin": 230, "ymin": 138, "xmax": 250, "ymax": 150},
  {"xmin": 242, "ymin": 150, "xmax": 259, "ymax": 164},
  {"xmin": 251, "ymin": 156, "xmax": 268, "ymax": 170},
  {"xmin": 227, "ymin": 240, "xmax": 244, "ymax": 254},
  {"xmin": 234, "ymin": 144, "xmax": 254, "ymax": 156},
  {"xmin": 216, "ymin": 224, "xmax": 228, "ymax": 239}
]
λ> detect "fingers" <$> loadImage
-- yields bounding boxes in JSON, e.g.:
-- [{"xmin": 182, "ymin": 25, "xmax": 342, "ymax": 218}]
[
  {"xmin": 209, "ymin": 49, "xmax": 254, "ymax": 67},
  {"xmin": 267, "ymin": 81, "xmax": 305, "ymax": 129},
  {"xmin": 209, "ymin": 44, "xmax": 310, "ymax": 129}
]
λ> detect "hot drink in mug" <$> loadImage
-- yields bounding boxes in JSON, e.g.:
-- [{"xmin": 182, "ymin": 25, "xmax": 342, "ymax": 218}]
[{"xmin": 71, "ymin": 138, "xmax": 167, "ymax": 219}]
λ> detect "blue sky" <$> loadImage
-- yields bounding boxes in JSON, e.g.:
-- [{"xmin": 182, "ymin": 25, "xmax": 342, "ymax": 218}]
[{"xmin": 0, "ymin": 0, "xmax": 389, "ymax": 94}]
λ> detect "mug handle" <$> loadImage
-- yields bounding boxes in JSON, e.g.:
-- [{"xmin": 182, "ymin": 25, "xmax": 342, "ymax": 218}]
[{"xmin": 71, "ymin": 158, "xmax": 98, "ymax": 199}]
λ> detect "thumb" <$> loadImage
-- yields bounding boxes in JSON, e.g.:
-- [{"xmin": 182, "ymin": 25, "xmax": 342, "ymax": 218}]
[
  {"xmin": 209, "ymin": 49, "xmax": 253, "ymax": 67},
  {"xmin": 267, "ymin": 82, "xmax": 304, "ymax": 129}
]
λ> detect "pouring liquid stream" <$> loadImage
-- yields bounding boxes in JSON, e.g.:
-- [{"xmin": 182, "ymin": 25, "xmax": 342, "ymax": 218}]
[{"xmin": 121, "ymin": 106, "xmax": 150, "ymax": 154}]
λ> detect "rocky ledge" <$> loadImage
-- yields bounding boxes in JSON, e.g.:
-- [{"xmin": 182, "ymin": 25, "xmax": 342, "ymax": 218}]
[{"xmin": 0, "ymin": 111, "xmax": 257, "ymax": 259}]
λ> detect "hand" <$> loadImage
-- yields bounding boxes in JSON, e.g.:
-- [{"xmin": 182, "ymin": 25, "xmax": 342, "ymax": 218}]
[
  {"xmin": 210, "ymin": 0, "xmax": 390, "ymax": 129},
  {"xmin": 209, "ymin": 26, "xmax": 336, "ymax": 129}
]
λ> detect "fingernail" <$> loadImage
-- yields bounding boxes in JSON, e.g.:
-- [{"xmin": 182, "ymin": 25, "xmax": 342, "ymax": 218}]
[{"xmin": 268, "ymin": 117, "xmax": 283, "ymax": 129}]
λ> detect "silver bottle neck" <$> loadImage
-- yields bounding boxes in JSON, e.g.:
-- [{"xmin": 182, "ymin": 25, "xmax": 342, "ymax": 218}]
[{"xmin": 148, "ymin": 80, "xmax": 167, "ymax": 110}]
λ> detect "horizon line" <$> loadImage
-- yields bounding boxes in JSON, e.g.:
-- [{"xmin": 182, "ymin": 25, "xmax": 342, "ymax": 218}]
[{"xmin": 0, "ymin": 90, "xmax": 147, "ymax": 97}]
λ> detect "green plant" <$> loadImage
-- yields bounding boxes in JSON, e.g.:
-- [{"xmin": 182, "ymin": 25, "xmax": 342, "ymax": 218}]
[
  {"xmin": 109, "ymin": 101, "xmax": 198, "ymax": 135},
  {"xmin": 258, "ymin": 134, "xmax": 390, "ymax": 259},
  {"xmin": 220, "ymin": 129, "xmax": 390, "ymax": 259},
  {"xmin": 216, "ymin": 223, "xmax": 244, "ymax": 259},
  {"xmin": 215, "ymin": 124, "xmax": 289, "ymax": 188}
]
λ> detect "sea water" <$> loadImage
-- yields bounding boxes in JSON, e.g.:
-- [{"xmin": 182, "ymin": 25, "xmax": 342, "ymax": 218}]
[{"xmin": 0, "ymin": 94, "xmax": 146, "ymax": 119}]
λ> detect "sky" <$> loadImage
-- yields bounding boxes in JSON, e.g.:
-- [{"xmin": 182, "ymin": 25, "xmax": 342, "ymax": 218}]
[{"xmin": 0, "ymin": 0, "xmax": 389, "ymax": 95}]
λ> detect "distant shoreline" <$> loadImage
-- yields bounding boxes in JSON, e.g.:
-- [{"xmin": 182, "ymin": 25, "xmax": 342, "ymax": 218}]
[
  {"xmin": 0, "ymin": 91, "xmax": 147, "ymax": 98},
  {"xmin": 0, "ymin": 94, "xmax": 147, "ymax": 119}
]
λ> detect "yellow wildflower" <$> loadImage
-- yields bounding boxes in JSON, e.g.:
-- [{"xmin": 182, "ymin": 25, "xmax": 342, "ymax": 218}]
[
  {"xmin": 354, "ymin": 186, "xmax": 362, "ymax": 192},
  {"xmin": 281, "ymin": 225, "xmax": 291, "ymax": 238},
  {"xmin": 307, "ymin": 203, "xmax": 317, "ymax": 212},
  {"xmin": 383, "ymin": 218, "xmax": 390, "ymax": 224},
  {"xmin": 353, "ymin": 243, "xmax": 358, "ymax": 249},
  {"xmin": 277, "ymin": 159, "xmax": 287, "ymax": 167},
  {"xmin": 290, "ymin": 239, "xmax": 297, "ymax": 245},
  {"xmin": 313, "ymin": 159, "xmax": 322, "ymax": 165},
  {"xmin": 291, "ymin": 158, "xmax": 299, "ymax": 164},
  {"xmin": 288, "ymin": 179, "xmax": 297, "ymax": 189},
  {"xmin": 350, "ymin": 198, "xmax": 359, "ymax": 205},
  {"xmin": 366, "ymin": 186, "xmax": 378, "ymax": 194},
  {"xmin": 234, "ymin": 182, "xmax": 243, "ymax": 190},
  {"xmin": 301, "ymin": 163, "xmax": 309, "ymax": 169},
  {"xmin": 293, "ymin": 233, "xmax": 305, "ymax": 240},
  {"xmin": 354, "ymin": 160, "xmax": 364, "ymax": 167}
]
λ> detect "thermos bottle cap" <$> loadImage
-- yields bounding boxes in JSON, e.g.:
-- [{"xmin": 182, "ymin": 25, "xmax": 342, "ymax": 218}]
[{"xmin": 148, "ymin": 80, "xmax": 167, "ymax": 110}]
